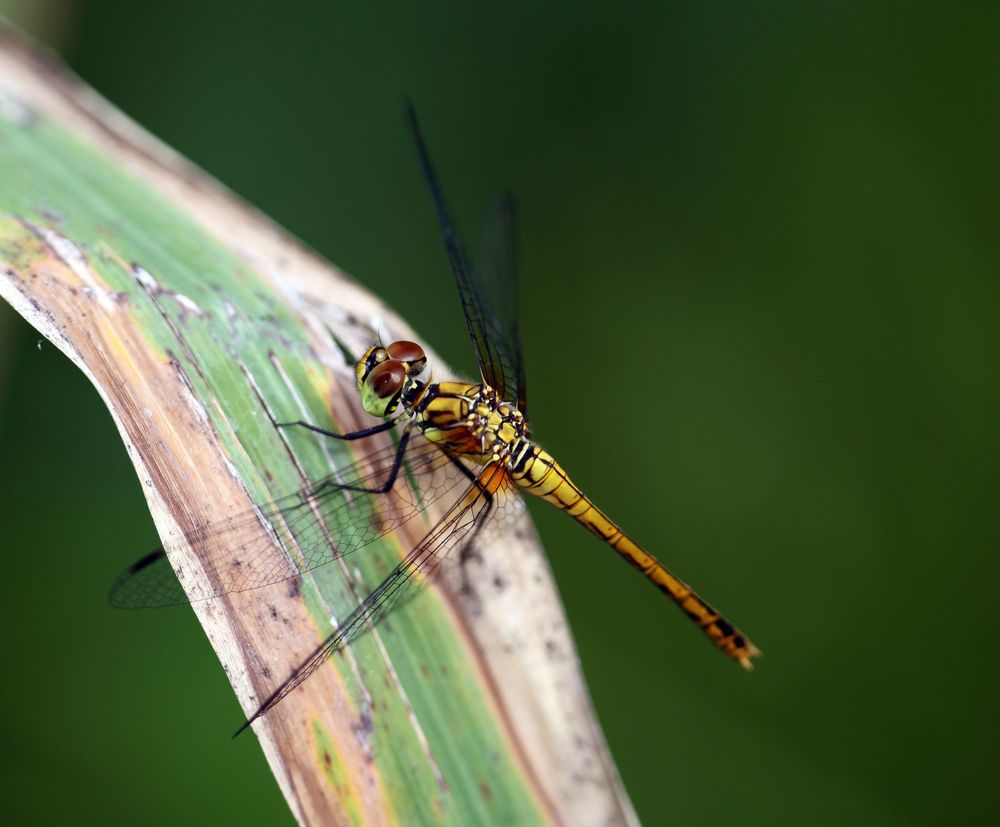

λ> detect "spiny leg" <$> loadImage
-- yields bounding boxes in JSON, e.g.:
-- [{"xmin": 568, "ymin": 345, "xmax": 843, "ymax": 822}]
[
  {"xmin": 275, "ymin": 418, "xmax": 397, "ymax": 440},
  {"xmin": 305, "ymin": 430, "xmax": 413, "ymax": 499},
  {"xmin": 445, "ymin": 454, "xmax": 497, "ymax": 595},
  {"xmin": 277, "ymin": 414, "xmax": 414, "ymax": 499}
]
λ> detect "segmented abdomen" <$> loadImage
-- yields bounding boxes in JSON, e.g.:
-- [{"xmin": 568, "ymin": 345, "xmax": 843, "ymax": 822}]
[{"xmin": 509, "ymin": 442, "xmax": 759, "ymax": 668}]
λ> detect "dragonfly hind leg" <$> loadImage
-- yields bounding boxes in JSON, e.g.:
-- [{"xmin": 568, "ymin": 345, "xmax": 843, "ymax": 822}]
[
  {"xmin": 305, "ymin": 431, "xmax": 414, "ymax": 500},
  {"xmin": 447, "ymin": 455, "xmax": 499, "ymax": 595},
  {"xmin": 276, "ymin": 416, "xmax": 414, "ymax": 498}
]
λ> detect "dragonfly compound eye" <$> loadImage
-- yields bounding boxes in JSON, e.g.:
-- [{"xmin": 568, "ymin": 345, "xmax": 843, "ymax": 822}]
[
  {"xmin": 387, "ymin": 340, "xmax": 428, "ymax": 377},
  {"xmin": 387, "ymin": 340, "xmax": 425, "ymax": 363},
  {"xmin": 368, "ymin": 360, "xmax": 406, "ymax": 399}
]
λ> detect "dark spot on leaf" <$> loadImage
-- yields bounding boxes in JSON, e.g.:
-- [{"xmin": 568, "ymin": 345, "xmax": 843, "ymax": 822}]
[{"xmin": 352, "ymin": 713, "xmax": 374, "ymax": 740}]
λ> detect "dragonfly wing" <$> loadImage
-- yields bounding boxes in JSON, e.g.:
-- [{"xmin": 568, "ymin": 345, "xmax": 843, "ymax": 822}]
[
  {"xmin": 109, "ymin": 433, "xmax": 472, "ymax": 607},
  {"xmin": 405, "ymin": 104, "xmax": 526, "ymax": 409},
  {"xmin": 108, "ymin": 548, "xmax": 186, "ymax": 608},
  {"xmin": 478, "ymin": 193, "xmax": 527, "ymax": 414},
  {"xmin": 235, "ymin": 462, "xmax": 514, "ymax": 734}
]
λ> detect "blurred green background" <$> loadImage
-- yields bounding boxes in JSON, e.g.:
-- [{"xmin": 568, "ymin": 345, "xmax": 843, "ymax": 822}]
[{"xmin": 1, "ymin": 2, "xmax": 998, "ymax": 825}]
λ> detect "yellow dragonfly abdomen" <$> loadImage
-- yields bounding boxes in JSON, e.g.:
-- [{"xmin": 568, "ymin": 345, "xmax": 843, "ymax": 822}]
[{"xmin": 509, "ymin": 441, "xmax": 760, "ymax": 669}]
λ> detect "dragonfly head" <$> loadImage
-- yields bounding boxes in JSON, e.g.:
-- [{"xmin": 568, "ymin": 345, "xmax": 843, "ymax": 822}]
[{"xmin": 356, "ymin": 340, "xmax": 428, "ymax": 417}]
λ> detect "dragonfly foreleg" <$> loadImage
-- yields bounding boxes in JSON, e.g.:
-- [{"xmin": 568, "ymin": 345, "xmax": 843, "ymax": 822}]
[{"xmin": 275, "ymin": 418, "xmax": 397, "ymax": 440}]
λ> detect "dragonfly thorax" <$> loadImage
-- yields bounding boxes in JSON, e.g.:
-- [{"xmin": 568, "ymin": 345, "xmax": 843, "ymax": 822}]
[{"xmin": 411, "ymin": 380, "xmax": 527, "ymax": 465}]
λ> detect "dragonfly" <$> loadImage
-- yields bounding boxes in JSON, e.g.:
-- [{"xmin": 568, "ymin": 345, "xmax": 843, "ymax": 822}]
[{"xmin": 111, "ymin": 105, "xmax": 759, "ymax": 736}]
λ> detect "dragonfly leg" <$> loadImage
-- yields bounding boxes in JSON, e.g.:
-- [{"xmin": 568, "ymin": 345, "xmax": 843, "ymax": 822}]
[
  {"xmin": 446, "ymin": 456, "xmax": 497, "ymax": 590},
  {"xmin": 307, "ymin": 431, "xmax": 413, "ymax": 498},
  {"xmin": 275, "ymin": 418, "xmax": 397, "ymax": 440}
]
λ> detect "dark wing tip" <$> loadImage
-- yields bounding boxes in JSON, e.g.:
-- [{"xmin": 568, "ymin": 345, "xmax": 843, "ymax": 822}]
[
  {"xmin": 108, "ymin": 547, "xmax": 167, "ymax": 607},
  {"xmin": 126, "ymin": 547, "xmax": 167, "ymax": 575},
  {"xmin": 403, "ymin": 97, "xmax": 424, "ymax": 150},
  {"xmin": 402, "ymin": 95, "xmax": 417, "ymax": 122},
  {"xmin": 231, "ymin": 715, "xmax": 257, "ymax": 739},
  {"xmin": 108, "ymin": 546, "xmax": 187, "ymax": 609}
]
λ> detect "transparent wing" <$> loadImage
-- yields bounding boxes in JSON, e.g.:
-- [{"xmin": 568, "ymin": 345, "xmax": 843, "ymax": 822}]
[
  {"xmin": 478, "ymin": 193, "xmax": 527, "ymax": 414},
  {"xmin": 109, "ymin": 433, "xmax": 473, "ymax": 608},
  {"xmin": 235, "ymin": 462, "xmax": 520, "ymax": 735},
  {"xmin": 405, "ymin": 104, "xmax": 526, "ymax": 410},
  {"xmin": 109, "ymin": 548, "xmax": 186, "ymax": 608}
]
